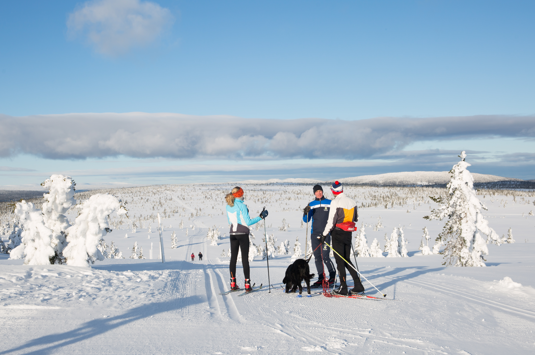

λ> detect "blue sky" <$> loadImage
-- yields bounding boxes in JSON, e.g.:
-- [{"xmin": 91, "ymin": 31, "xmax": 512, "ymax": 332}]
[{"xmin": 0, "ymin": 0, "xmax": 534, "ymax": 189}]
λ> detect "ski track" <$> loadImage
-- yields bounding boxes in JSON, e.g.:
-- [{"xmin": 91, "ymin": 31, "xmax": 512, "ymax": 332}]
[{"xmin": 405, "ymin": 278, "xmax": 535, "ymax": 320}]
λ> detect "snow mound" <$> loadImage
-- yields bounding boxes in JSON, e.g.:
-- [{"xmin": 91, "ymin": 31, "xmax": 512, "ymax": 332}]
[
  {"xmin": 0, "ymin": 265, "xmax": 178, "ymax": 309},
  {"xmin": 498, "ymin": 277, "xmax": 523, "ymax": 289}
]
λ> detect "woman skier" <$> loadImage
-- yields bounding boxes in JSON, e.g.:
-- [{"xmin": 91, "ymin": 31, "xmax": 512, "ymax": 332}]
[
  {"xmin": 225, "ymin": 186, "xmax": 268, "ymax": 292},
  {"xmin": 191, "ymin": 253, "xmax": 195, "ymax": 261}
]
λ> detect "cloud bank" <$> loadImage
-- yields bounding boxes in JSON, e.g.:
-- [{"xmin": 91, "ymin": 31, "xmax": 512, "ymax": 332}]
[
  {"xmin": 67, "ymin": 0, "xmax": 174, "ymax": 56},
  {"xmin": 1, "ymin": 113, "xmax": 534, "ymax": 160}
]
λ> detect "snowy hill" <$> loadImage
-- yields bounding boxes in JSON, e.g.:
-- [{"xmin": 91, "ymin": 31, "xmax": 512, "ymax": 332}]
[
  {"xmin": 238, "ymin": 178, "xmax": 322, "ymax": 184},
  {"xmin": 239, "ymin": 172, "xmax": 520, "ymax": 186},
  {"xmin": 338, "ymin": 171, "xmax": 521, "ymax": 186}
]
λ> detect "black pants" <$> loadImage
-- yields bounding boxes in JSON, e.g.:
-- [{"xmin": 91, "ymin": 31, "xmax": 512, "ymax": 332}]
[
  {"xmin": 331, "ymin": 229, "xmax": 364, "ymax": 292},
  {"xmin": 311, "ymin": 233, "xmax": 336, "ymax": 279},
  {"xmin": 230, "ymin": 233, "xmax": 250, "ymax": 280}
]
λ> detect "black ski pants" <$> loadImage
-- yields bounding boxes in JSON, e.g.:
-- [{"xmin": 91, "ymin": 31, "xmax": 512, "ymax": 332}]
[
  {"xmin": 230, "ymin": 233, "xmax": 250, "ymax": 280},
  {"xmin": 331, "ymin": 229, "xmax": 364, "ymax": 292},
  {"xmin": 311, "ymin": 233, "xmax": 335, "ymax": 279}
]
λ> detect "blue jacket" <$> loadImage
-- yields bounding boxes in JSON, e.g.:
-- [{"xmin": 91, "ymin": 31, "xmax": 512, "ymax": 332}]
[
  {"xmin": 226, "ymin": 198, "xmax": 261, "ymax": 235},
  {"xmin": 303, "ymin": 197, "xmax": 331, "ymax": 236}
]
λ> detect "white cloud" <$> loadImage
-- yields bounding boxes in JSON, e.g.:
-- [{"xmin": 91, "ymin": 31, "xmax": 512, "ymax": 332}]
[
  {"xmin": 67, "ymin": 0, "xmax": 174, "ymax": 56},
  {"xmin": 1, "ymin": 113, "xmax": 534, "ymax": 160}
]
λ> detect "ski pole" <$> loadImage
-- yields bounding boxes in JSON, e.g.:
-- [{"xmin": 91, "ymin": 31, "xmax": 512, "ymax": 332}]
[
  {"xmin": 305, "ymin": 217, "xmax": 309, "ymax": 259},
  {"xmin": 350, "ymin": 241, "xmax": 360, "ymax": 272},
  {"xmin": 263, "ymin": 208, "xmax": 271, "ymax": 293},
  {"xmin": 324, "ymin": 241, "xmax": 386, "ymax": 297}
]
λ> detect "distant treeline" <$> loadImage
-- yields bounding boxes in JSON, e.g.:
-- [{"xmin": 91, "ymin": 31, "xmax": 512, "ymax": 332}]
[{"xmin": 0, "ymin": 191, "xmax": 44, "ymax": 203}]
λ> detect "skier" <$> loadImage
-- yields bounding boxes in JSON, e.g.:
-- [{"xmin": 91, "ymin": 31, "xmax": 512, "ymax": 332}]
[
  {"xmin": 320, "ymin": 181, "xmax": 365, "ymax": 296},
  {"xmin": 191, "ymin": 253, "xmax": 195, "ymax": 261},
  {"xmin": 198, "ymin": 252, "xmax": 203, "ymax": 261},
  {"xmin": 225, "ymin": 186, "xmax": 268, "ymax": 292},
  {"xmin": 303, "ymin": 184, "xmax": 336, "ymax": 287}
]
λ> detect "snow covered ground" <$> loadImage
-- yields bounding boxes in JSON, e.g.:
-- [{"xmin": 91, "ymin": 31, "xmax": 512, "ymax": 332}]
[{"xmin": 1, "ymin": 183, "xmax": 535, "ymax": 354}]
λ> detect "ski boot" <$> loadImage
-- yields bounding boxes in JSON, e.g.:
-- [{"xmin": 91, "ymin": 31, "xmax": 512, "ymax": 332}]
[
  {"xmin": 311, "ymin": 276, "xmax": 324, "ymax": 288},
  {"xmin": 245, "ymin": 279, "xmax": 252, "ymax": 292},
  {"xmin": 349, "ymin": 285, "xmax": 365, "ymax": 296},
  {"xmin": 328, "ymin": 272, "xmax": 336, "ymax": 285},
  {"xmin": 230, "ymin": 277, "xmax": 239, "ymax": 291},
  {"xmin": 333, "ymin": 284, "xmax": 348, "ymax": 296}
]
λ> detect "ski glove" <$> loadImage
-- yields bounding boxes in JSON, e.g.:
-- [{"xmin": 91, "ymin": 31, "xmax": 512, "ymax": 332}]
[
  {"xmin": 303, "ymin": 205, "xmax": 311, "ymax": 215},
  {"xmin": 317, "ymin": 235, "xmax": 326, "ymax": 244},
  {"xmin": 259, "ymin": 208, "xmax": 269, "ymax": 219}
]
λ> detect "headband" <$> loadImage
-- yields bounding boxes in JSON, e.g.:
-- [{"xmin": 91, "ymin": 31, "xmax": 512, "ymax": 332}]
[{"xmin": 232, "ymin": 188, "xmax": 244, "ymax": 198}]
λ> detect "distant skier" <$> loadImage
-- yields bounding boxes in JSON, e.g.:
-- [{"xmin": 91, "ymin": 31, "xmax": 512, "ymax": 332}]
[
  {"xmin": 198, "ymin": 252, "xmax": 203, "ymax": 261},
  {"xmin": 320, "ymin": 181, "xmax": 364, "ymax": 296},
  {"xmin": 225, "ymin": 186, "xmax": 268, "ymax": 292},
  {"xmin": 191, "ymin": 253, "xmax": 195, "ymax": 261},
  {"xmin": 303, "ymin": 184, "xmax": 336, "ymax": 287}
]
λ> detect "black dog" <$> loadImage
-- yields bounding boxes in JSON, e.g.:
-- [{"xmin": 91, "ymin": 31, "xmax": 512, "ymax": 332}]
[{"xmin": 282, "ymin": 259, "xmax": 315, "ymax": 295}]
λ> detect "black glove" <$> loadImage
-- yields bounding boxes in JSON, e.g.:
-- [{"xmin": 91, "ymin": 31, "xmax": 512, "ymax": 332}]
[
  {"xmin": 303, "ymin": 205, "xmax": 311, "ymax": 215},
  {"xmin": 260, "ymin": 208, "xmax": 268, "ymax": 219},
  {"xmin": 317, "ymin": 234, "xmax": 326, "ymax": 244}
]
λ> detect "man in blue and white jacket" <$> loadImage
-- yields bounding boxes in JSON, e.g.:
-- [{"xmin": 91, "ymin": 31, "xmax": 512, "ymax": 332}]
[{"xmin": 303, "ymin": 185, "xmax": 336, "ymax": 287}]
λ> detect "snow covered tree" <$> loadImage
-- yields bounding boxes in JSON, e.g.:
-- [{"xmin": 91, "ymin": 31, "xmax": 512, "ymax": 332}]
[
  {"xmin": 419, "ymin": 227, "xmax": 433, "ymax": 255},
  {"xmin": 279, "ymin": 219, "xmax": 288, "ymax": 231},
  {"xmin": 265, "ymin": 234, "xmax": 277, "ymax": 258},
  {"xmin": 354, "ymin": 226, "xmax": 371, "ymax": 257},
  {"xmin": 397, "ymin": 227, "xmax": 408, "ymax": 257},
  {"xmin": 424, "ymin": 151, "xmax": 501, "ymax": 267},
  {"xmin": 248, "ymin": 241, "xmax": 257, "ymax": 262},
  {"xmin": 171, "ymin": 231, "xmax": 178, "ymax": 249},
  {"xmin": 276, "ymin": 240, "xmax": 290, "ymax": 255},
  {"xmin": 131, "ymin": 242, "xmax": 139, "ymax": 259},
  {"xmin": 109, "ymin": 241, "xmax": 123, "ymax": 259},
  {"xmin": 384, "ymin": 228, "xmax": 400, "ymax": 257},
  {"xmin": 10, "ymin": 201, "xmax": 55, "ymax": 265},
  {"xmin": 432, "ymin": 240, "xmax": 443, "ymax": 255},
  {"xmin": 5, "ymin": 221, "xmax": 23, "ymax": 252},
  {"xmin": 41, "ymin": 174, "xmax": 76, "ymax": 264},
  {"xmin": 506, "ymin": 228, "xmax": 515, "ymax": 244},
  {"xmin": 97, "ymin": 238, "xmax": 110, "ymax": 258},
  {"xmin": 369, "ymin": 238, "xmax": 383, "ymax": 257},
  {"xmin": 63, "ymin": 194, "xmax": 127, "ymax": 267},
  {"xmin": 292, "ymin": 237, "xmax": 302, "ymax": 260}
]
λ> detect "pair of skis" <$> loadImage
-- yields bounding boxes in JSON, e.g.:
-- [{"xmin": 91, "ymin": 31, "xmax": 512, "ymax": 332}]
[
  {"xmin": 323, "ymin": 291, "xmax": 389, "ymax": 300},
  {"xmin": 219, "ymin": 283, "xmax": 263, "ymax": 297}
]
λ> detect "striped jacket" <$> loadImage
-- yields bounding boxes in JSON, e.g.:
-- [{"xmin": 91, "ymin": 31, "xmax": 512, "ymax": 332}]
[
  {"xmin": 303, "ymin": 197, "xmax": 331, "ymax": 236},
  {"xmin": 322, "ymin": 192, "xmax": 358, "ymax": 235},
  {"xmin": 226, "ymin": 198, "xmax": 261, "ymax": 235}
]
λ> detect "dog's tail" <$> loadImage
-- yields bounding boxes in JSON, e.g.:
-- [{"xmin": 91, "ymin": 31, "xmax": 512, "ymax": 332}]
[
  {"xmin": 309, "ymin": 273, "xmax": 315, "ymax": 279},
  {"xmin": 282, "ymin": 276, "xmax": 288, "ymax": 283}
]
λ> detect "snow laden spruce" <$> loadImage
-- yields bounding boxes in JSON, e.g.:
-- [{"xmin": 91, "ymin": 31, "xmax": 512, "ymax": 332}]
[
  {"xmin": 425, "ymin": 151, "xmax": 501, "ymax": 267},
  {"xmin": 8, "ymin": 174, "xmax": 126, "ymax": 267}
]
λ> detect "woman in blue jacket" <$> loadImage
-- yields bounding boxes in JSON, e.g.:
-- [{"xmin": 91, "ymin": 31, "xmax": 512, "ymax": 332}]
[{"xmin": 225, "ymin": 186, "xmax": 268, "ymax": 292}]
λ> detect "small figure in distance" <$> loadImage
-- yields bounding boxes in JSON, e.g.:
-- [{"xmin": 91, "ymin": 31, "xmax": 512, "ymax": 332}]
[{"xmin": 198, "ymin": 252, "xmax": 203, "ymax": 261}]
